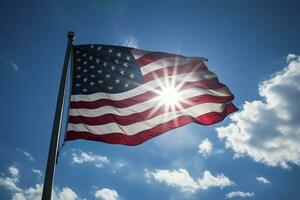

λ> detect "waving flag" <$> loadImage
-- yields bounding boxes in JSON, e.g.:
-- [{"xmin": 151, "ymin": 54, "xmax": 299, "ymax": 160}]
[{"xmin": 65, "ymin": 45, "xmax": 237, "ymax": 145}]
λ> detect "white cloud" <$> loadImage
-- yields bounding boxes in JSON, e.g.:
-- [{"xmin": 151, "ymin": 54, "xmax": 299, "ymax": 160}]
[
  {"xmin": 0, "ymin": 166, "xmax": 78, "ymax": 200},
  {"xmin": 0, "ymin": 176, "xmax": 21, "ymax": 192},
  {"xmin": 256, "ymin": 176, "xmax": 270, "ymax": 184},
  {"xmin": 0, "ymin": 165, "xmax": 21, "ymax": 192},
  {"xmin": 226, "ymin": 191, "xmax": 254, "ymax": 199},
  {"xmin": 11, "ymin": 184, "xmax": 78, "ymax": 200},
  {"xmin": 12, "ymin": 184, "xmax": 43, "ymax": 200},
  {"xmin": 198, "ymin": 138, "xmax": 213, "ymax": 157},
  {"xmin": 23, "ymin": 151, "xmax": 35, "ymax": 162},
  {"xmin": 122, "ymin": 36, "xmax": 138, "ymax": 48},
  {"xmin": 57, "ymin": 187, "xmax": 78, "ymax": 200},
  {"xmin": 217, "ymin": 54, "xmax": 300, "ymax": 168},
  {"xmin": 32, "ymin": 169, "xmax": 43, "ymax": 178},
  {"xmin": 198, "ymin": 170, "xmax": 234, "ymax": 190},
  {"xmin": 72, "ymin": 150, "xmax": 110, "ymax": 168},
  {"xmin": 9, "ymin": 166, "xmax": 19, "ymax": 178},
  {"xmin": 95, "ymin": 188, "xmax": 119, "ymax": 200},
  {"xmin": 111, "ymin": 162, "xmax": 125, "ymax": 174},
  {"xmin": 17, "ymin": 148, "xmax": 35, "ymax": 162},
  {"xmin": 145, "ymin": 168, "xmax": 233, "ymax": 193}
]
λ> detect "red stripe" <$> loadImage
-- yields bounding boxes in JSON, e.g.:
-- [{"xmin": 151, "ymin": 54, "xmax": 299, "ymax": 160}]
[
  {"xmin": 66, "ymin": 103, "xmax": 237, "ymax": 146},
  {"xmin": 69, "ymin": 95, "xmax": 234, "ymax": 125},
  {"xmin": 143, "ymin": 60, "xmax": 208, "ymax": 82},
  {"xmin": 136, "ymin": 52, "xmax": 180, "ymax": 67},
  {"xmin": 70, "ymin": 78, "xmax": 226, "ymax": 109}
]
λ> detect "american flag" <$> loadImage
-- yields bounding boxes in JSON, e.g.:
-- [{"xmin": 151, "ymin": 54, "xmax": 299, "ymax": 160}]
[{"xmin": 65, "ymin": 44, "xmax": 237, "ymax": 145}]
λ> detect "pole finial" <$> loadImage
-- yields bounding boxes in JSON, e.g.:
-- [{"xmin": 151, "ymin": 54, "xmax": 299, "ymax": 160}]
[{"xmin": 67, "ymin": 31, "xmax": 75, "ymax": 41}]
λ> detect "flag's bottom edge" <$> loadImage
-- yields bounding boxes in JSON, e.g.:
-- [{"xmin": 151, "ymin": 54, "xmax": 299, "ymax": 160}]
[{"xmin": 65, "ymin": 103, "xmax": 237, "ymax": 146}]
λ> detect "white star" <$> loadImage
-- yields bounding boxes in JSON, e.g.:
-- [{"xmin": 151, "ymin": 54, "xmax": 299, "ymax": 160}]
[
  {"xmin": 114, "ymin": 59, "xmax": 119, "ymax": 64},
  {"xmin": 111, "ymin": 66, "xmax": 115, "ymax": 71},
  {"xmin": 90, "ymin": 82, "xmax": 95, "ymax": 86},
  {"xmin": 98, "ymin": 80, "xmax": 103, "ymax": 84},
  {"xmin": 83, "ymin": 61, "xmax": 88, "ymax": 65},
  {"xmin": 82, "ymin": 53, "xmax": 87, "ymax": 57},
  {"xmin": 76, "ymin": 66, "xmax": 81, "ymax": 70},
  {"xmin": 96, "ymin": 59, "xmax": 100, "ymax": 63},
  {"xmin": 116, "ymin": 52, "xmax": 121, "ymax": 57},
  {"xmin": 90, "ymin": 74, "xmax": 96, "ymax": 78},
  {"xmin": 129, "ymin": 73, "xmax": 135, "ymax": 79},
  {"xmin": 115, "ymin": 79, "xmax": 120, "ymax": 84},
  {"xmin": 89, "ymin": 56, "xmax": 93, "ymax": 60},
  {"xmin": 97, "ymin": 70, "xmax": 102, "ymax": 74},
  {"xmin": 126, "ymin": 56, "xmax": 131, "ymax": 61},
  {"xmin": 105, "ymin": 74, "xmax": 111, "ymax": 78},
  {"xmin": 97, "ymin": 46, "xmax": 101, "ymax": 51},
  {"xmin": 82, "ymin": 88, "xmax": 88, "ymax": 92},
  {"xmin": 90, "ymin": 45, "xmax": 94, "ymax": 48},
  {"xmin": 120, "ymin": 70, "xmax": 125, "ymax": 75},
  {"xmin": 124, "ymin": 83, "xmax": 129, "ymax": 88},
  {"xmin": 83, "ymin": 78, "xmax": 89, "ymax": 82},
  {"xmin": 76, "ymin": 75, "xmax": 81, "ymax": 78},
  {"xmin": 108, "ymin": 49, "xmax": 113, "ymax": 53},
  {"xmin": 108, "ymin": 86, "xmax": 113, "ymax": 90},
  {"xmin": 103, "ymin": 62, "xmax": 108, "ymax": 67},
  {"xmin": 90, "ymin": 65, "xmax": 95, "ymax": 69},
  {"xmin": 75, "ymin": 83, "xmax": 81, "ymax": 87},
  {"xmin": 83, "ymin": 69, "xmax": 88, "ymax": 73},
  {"xmin": 123, "ymin": 62, "xmax": 128, "ymax": 67},
  {"xmin": 76, "ymin": 58, "xmax": 81, "ymax": 62}
]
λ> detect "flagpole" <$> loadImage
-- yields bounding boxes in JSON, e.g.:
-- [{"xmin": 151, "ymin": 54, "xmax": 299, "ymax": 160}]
[{"xmin": 41, "ymin": 31, "xmax": 75, "ymax": 200}]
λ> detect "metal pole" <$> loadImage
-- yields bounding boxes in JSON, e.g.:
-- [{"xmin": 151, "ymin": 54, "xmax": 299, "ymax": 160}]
[{"xmin": 42, "ymin": 31, "xmax": 75, "ymax": 200}]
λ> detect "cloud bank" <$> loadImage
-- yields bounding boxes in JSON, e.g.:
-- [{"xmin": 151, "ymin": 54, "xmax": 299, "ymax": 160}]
[
  {"xmin": 0, "ymin": 165, "xmax": 78, "ymax": 200},
  {"xmin": 226, "ymin": 191, "xmax": 254, "ymax": 199},
  {"xmin": 145, "ymin": 168, "xmax": 233, "ymax": 193},
  {"xmin": 217, "ymin": 54, "xmax": 300, "ymax": 168}
]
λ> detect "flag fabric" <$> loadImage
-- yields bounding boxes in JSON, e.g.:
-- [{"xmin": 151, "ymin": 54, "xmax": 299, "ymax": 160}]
[{"xmin": 65, "ymin": 44, "xmax": 237, "ymax": 145}]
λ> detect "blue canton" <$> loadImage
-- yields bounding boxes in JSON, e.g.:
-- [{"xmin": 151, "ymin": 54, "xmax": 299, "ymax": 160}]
[{"xmin": 72, "ymin": 45, "xmax": 144, "ymax": 95}]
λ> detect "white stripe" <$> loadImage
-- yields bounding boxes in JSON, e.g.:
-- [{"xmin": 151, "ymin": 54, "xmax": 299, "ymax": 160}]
[
  {"xmin": 140, "ymin": 57, "xmax": 205, "ymax": 76},
  {"xmin": 131, "ymin": 49, "xmax": 150, "ymax": 59},
  {"xmin": 71, "ymin": 71, "xmax": 217, "ymax": 102},
  {"xmin": 69, "ymin": 87, "xmax": 231, "ymax": 117},
  {"xmin": 68, "ymin": 102, "xmax": 230, "ymax": 135}
]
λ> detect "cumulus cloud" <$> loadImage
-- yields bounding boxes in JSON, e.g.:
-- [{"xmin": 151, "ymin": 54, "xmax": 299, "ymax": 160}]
[
  {"xmin": 9, "ymin": 166, "xmax": 19, "ymax": 178},
  {"xmin": 122, "ymin": 36, "xmax": 138, "ymax": 48},
  {"xmin": 145, "ymin": 168, "xmax": 233, "ymax": 193},
  {"xmin": 0, "ymin": 165, "xmax": 21, "ymax": 192},
  {"xmin": 256, "ymin": 176, "xmax": 270, "ymax": 184},
  {"xmin": 0, "ymin": 165, "xmax": 78, "ymax": 200},
  {"xmin": 95, "ymin": 188, "xmax": 119, "ymax": 200},
  {"xmin": 72, "ymin": 150, "xmax": 110, "ymax": 168},
  {"xmin": 0, "ymin": 176, "xmax": 21, "ymax": 192},
  {"xmin": 198, "ymin": 138, "xmax": 213, "ymax": 157},
  {"xmin": 57, "ymin": 187, "xmax": 78, "ymax": 200},
  {"xmin": 226, "ymin": 191, "xmax": 254, "ymax": 199},
  {"xmin": 217, "ymin": 54, "xmax": 300, "ymax": 168},
  {"xmin": 11, "ymin": 184, "xmax": 78, "ymax": 200}
]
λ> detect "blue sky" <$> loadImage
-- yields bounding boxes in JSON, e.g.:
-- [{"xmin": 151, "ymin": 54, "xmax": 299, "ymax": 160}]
[{"xmin": 0, "ymin": 0, "xmax": 300, "ymax": 199}]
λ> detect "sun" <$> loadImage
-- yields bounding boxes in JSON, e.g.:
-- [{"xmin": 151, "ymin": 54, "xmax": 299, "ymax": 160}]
[{"xmin": 157, "ymin": 86, "xmax": 180, "ymax": 107}]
